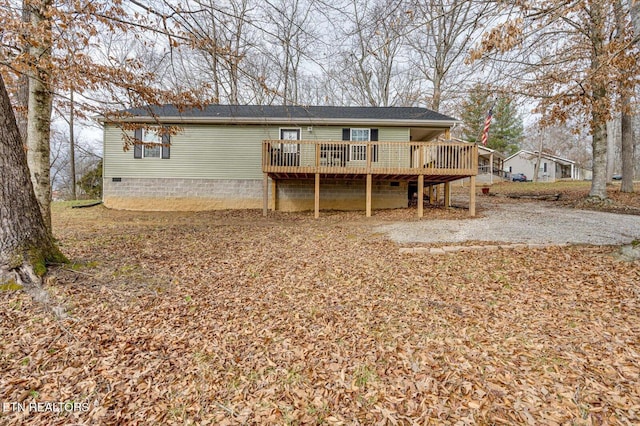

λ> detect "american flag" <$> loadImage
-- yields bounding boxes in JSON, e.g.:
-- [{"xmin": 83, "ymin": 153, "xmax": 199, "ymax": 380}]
[{"xmin": 480, "ymin": 107, "xmax": 493, "ymax": 146}]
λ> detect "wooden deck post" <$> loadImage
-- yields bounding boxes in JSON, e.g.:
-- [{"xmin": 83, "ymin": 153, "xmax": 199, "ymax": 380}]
[
  {"xmin": 366, "ymin": 143, "xmax": 372, "ymax": 218},
  {"xmin": 444, "ymin": 182, "xmax": 451, "ymax": 208},
  {"xmin": 489, "ymin": 152, "xmax": 494, "ymax": 184},
  {"xmin": 418, "ymin": 175, "xmax": 424, "ymax": 218},
  {"xmin": 314, "ymin": 173, "xmax": 320, "ymax": 219},
  {"xmin": 366, "ymin": 174, "xmax": 372, "ymax": 217},
  {"xmin": 263, "ymin": 173, "xmax": 269, "ymax": 217},
  {"xmin": 469, "ymin": 175, "xmax": 476, "ymax": 216},
  {"xmin": 271, "ymin": 179, "xmax": 277, "ymax": 211}
]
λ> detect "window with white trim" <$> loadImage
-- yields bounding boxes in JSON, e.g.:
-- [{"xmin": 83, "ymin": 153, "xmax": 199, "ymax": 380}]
[
  {"xmin": 134, "ymin": 126, "xmax": 170, "ymax": 159},
  {"xmin": 280, "ymin": 128, "xmax": 300, "ymax": 154},
  {"xmin": 350, "ymin": 128, "xmax": 370, "ymax": 161},
  {"xmin": 142, "ymin": 128, "xmax": 162, "ymax": 158}
]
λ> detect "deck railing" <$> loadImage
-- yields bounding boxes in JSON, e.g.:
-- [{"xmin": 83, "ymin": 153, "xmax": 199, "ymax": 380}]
[{"xmin": 262, "ymin": 140, "xmax": 478, "ymax": 176}]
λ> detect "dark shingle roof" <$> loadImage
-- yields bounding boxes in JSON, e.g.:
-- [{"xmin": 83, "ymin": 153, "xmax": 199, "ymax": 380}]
[{"xmin": 122, "ymin": 104, "xmax": 458, "ymax": 123}]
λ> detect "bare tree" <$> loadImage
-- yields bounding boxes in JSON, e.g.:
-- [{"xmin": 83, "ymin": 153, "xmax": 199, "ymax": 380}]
[
  {"xmin": 407, "ymin": 0, "xmax": 500, "ymax": 112},
  {"xmin": 258, "ymin": 0, "xmax": 317, "ymax": 104},
  {"xmin": 334, "ymin": 0, "xmax": 411, "ymax": 107},
  {"xmin": 174, "ymin": 0, "xmax": 254, "ymax": 104}
]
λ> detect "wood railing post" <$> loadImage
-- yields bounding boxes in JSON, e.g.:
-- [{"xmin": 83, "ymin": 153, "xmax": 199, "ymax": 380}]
[
  {"xmin": 263, "ymin": 173, "xmax": 269, "ymax": 217},
  {"xmin": 418, "ymin": 175, "xmax": 424, "ymax": 218},
  {"xmin": 469, "ymin": 175, "xmax": 476, "ymax": 217},
  {"xmin": 444, "ymin": 182, "xmax": 451, "ymax": 208},
  {"xmin": 366, "ymin": 174, "xmax": 372, "ymax": 217},
  {"xmin": 314, "ymin": 173, "xmax": 320, "ymax": 219},
  {"xmin": 271, "ymin": 179, "xmax": 277, "ymax": 211},
  {"xmin": 315, "ymin": 143, "xmax": 320, "ymax": 168}
]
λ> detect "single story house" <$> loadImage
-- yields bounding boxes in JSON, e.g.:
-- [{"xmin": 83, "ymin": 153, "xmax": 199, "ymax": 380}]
[
  {"xmin": 100, "ymin": 105, "xmax": 479, "ymax": 217},
  {"xmin": 504, "ymin": 150, "xmax": 579, "ymax": 182}
]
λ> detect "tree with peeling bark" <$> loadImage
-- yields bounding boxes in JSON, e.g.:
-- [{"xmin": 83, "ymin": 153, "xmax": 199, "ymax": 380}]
[
  {"xmin": 25, "ymin": 0, "xmax": 54, "ymax": 232},
  {"xmin": 471, "ymin": 0, "xmax": 639, "ymax": 200},
  {"xmin": 0, "ymin": 73, "xmax": 66, "ymax": 289}
]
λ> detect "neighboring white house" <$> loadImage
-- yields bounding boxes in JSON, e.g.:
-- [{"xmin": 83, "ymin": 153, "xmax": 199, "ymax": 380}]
[{"xmin": 504, "ymin": 150, "xmax": 580, "ymax": 181}]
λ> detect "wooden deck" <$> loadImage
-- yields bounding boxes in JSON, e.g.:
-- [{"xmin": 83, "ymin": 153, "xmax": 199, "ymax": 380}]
[{"xmin": 262, "ymin": 140, "xmax": 479, "ymax": 218}]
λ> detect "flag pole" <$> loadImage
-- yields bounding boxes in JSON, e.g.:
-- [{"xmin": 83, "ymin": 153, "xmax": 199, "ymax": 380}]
[{"xmin": 480, "ymin": 100, "xmax": 496, "ymax": 147}]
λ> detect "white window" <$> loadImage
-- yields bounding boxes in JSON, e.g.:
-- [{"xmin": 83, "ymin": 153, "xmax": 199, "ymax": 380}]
[
  {"xmin": 142, "ymin": 128, "xmax": 161, "ymax": 158},
  {"xmin": 350, "ymin": 128, "xmax": 370, "ymax": 161},
  {"xmin": 279, "ymin": 128, "xmax": 300, "ymax": 154}
]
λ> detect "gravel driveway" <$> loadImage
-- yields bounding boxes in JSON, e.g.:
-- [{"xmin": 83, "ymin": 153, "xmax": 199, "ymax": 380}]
[{"xmin": 376, "ymin": 200, "xmax": 640, "ymax": 246}]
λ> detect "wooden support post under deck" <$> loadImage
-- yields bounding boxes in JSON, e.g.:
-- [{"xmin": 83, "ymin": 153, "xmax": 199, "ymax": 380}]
[
  {"xmin": 418, "ymin": 175, "xmax": 424, "ymax": 218},
  {"xmin": 469, "ymin": 175, "xmax": 476, "ymax": 216},
  {"xmin": 263, "ymin": 173, "xmax": 269, "ymax": 217},
  {"xmin": 271, "ymin": 179, "xmax": 277, "ymax": 211},
  {"xmin": 366, "ymin": 174, "xmax": 372, "ymax": 217},
  {"xmin": 444, "ymin": 182, "xmax": 451, "ymax": 208},
  {"xmin": 314, "ymin": 173, "xmax": 320, "ymax": 219}
]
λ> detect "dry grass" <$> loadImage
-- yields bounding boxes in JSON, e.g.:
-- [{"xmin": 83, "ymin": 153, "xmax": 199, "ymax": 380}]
[{"xmin": 0, "ymin": 201, "xmax": 638, "ymax": 425}]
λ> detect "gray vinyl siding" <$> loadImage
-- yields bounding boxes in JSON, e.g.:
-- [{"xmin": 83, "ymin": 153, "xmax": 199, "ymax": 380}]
[{"xmin": 103, "ymin": 124, "xmax": 411, "ymax": 179}]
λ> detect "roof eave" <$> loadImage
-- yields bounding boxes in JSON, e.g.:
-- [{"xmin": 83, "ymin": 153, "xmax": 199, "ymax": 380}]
[
  {"xmin": 99, "ymin": 116, "xmax": 460, "ymax": 127},
  {"xmin": 505, "ymin": 150, "xmax": 575, "ymax": 164}
]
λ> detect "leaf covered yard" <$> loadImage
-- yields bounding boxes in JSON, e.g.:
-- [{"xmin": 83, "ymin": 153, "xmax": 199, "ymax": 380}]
[{"xmin": 1, "ymin": 206, "xmax": 639, "ymax": 425}]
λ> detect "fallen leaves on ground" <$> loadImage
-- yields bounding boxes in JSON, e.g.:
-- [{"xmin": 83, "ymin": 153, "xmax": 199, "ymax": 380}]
[{"xmin": 1, "ymin": 205, "xmax": 639, "ymax": 425}]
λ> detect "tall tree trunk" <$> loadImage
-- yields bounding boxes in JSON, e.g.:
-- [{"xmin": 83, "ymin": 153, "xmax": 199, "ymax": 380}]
[
  {"xmin": 26, "ymin": 0, "xmax": 54, "ymax": 232},
  {"xmin": 588, "ymin": 0, "xmax": 609, "ymax": 199},
  {"xmin": 0, "ymin": 74, "xmax": 65, "ymax": 289},
  {"xmin": 606, "ymin": 119, "xmax": 618, "ymax": 181},
  {"xmin": 620, "ymin": 94, "xmax": 635, "ymax": 192},
  {"xmin": 590, "ymin": 113, "xmax": 609, "ymax": 199},
  {"xmin": 618, "ymin": 0, "xmax": 636, "ymax": 192}
]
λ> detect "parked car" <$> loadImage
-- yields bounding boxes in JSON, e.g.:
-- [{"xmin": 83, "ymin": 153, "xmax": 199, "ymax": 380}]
[
  {"xmin": 511, "ymin": 173, "xmax": 527, "ymax": 182},
  {"xmin": 612, "ymin": 174, "xmax": 622, "ymax": 180}
]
